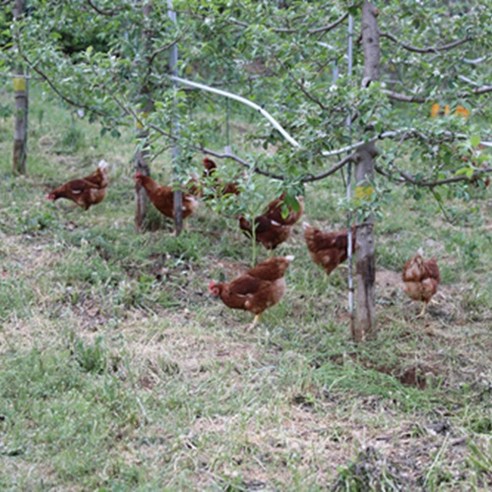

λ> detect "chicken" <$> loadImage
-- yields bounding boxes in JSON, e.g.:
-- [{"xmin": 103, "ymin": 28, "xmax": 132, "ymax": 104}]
[
  {"xmin": 239, "ymin": 194, "xmax": 304, "ymax": 250},
  {"xmin": 239, "ymin": 216, "xmax": 291, "ymax": 251},
  {"xmin": 263, "ymin": 193, "xmax": 304, "ymax": 226},
  {"xmin": 208, "ymin": 255, "xmax": 294, "ymax": 329},
  {"xmin": 402, "ymin": 249, "xmax": 440, "ymax": 317},
  {"xmin": 202, "ymin": 157, "xmax": 241, "ymax": 197},
  {"xmin": 46, "ymin": 160, "xmax": 109, "ymax": 210},
  {"xmin": 303, "ymin": 222, "xmax": 357, "ymax": 275},
  {"xmin": 134, "ymin": 172, "xmax": 199, "ymax": 220}
]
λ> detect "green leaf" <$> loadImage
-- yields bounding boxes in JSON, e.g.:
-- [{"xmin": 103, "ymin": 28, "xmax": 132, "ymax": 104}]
[{"xmin": 470, "ymin": 135, "xmax": 481, "ymax": 147}]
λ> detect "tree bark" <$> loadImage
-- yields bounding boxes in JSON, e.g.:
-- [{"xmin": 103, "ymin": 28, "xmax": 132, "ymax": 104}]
[
  {"xmin": 12, "ymin": 0, "xmax": 28, "ymax": 175},
  {"xmin": 134, "ymin": 1, "xmax": 153, "ymax": 231},
  {"xmin": 361, "ymin": 1, "xmax": 380, "ymax": 89},
  {"xmin": 352, "ymin": 1, "xmax": 380, "ymax": 341},
  {"xmin": 353, "ymin": 143, "xmax": 377, "ymax": 342}
]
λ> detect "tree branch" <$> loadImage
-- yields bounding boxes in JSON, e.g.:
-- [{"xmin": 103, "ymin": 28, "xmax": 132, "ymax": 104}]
[
  {"xmin": 229, "ymin": 12, "xmax": 349, "ymax": 35},
  {"xmin": 462, "ymin": 85, "xmax": 492, "ymax": 96},
  {"xmin": 384, "ymin": 84, "xmax": 492, "ymax": 104},
  {"xmin": 462, "ymin": 56, "xmax": 487, "ymax": 65},
  {"xmin": 148, "ymin": 121, "xmax": 354, "ymax": 182},
  {"xmin": 383, "ymin": 89, "xmax": 427, "ymax": 103},
  {"xmin": 147, "ymin": 27, "xmax": 189, "ymax": 68},
  {"xmin": 85, "ymin": 0, "xmax": 125, "ymax": 16},
  {"xmin": 380, "ymin": 31, "xmax": 472, "ymax": 54},
  {"xmin": 325, "ymin": 127, "xmax": 490, "ymax": 157},
  {"xmin": 20, "ymin": 53, "xmax": 111, "ymax": 118},
  {"xmin": 282, "ymin": 65, "xmax": 329, "ymax": 111},
  {"xmin": 375, "ymin": 164, "xmax": 492, "ymax": 188}
]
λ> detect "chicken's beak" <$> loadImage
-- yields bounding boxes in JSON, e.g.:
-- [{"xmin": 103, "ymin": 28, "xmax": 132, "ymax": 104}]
[{"xmin": 285, "ymin": 255, "xmax": 295, "ymax": 262}]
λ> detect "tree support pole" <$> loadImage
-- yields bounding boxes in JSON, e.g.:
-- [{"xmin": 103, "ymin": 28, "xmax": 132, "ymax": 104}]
[
  {"xmin": 135, "ymin": 1, "xmax": 153, "ymax": 232},
  {"xmin": 168, "ymin": 0, "xmax": 183, "ymax": 236}
]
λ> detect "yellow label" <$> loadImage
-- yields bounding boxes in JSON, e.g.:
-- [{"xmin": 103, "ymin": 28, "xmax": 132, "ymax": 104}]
[
  {"xmin": 455, "ymin": 105, "xmax": 470, "ymax": 119},
  {"xmin": 135, "ymin": 111, "xmax": 149, "ymax": 129},
  {"xmin": 13, "ymin": 77, "xmax": 27, "ymax": 92},
  {"xmin": 430, "ymin": 103, "xmax": 440, "ymax": 118},
  {"xmin": 431, "ymin": 102, "xmax": 469, "ymax": 119},
  {"xmin": 355, "ymin": 185, "xmax": 374, "ymax": 201}
]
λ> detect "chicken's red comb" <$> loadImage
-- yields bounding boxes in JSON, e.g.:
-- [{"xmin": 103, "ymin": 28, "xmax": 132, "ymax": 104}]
[
  {"xmin": 46, "ymin": 193, "xmax": 55, "ymax": 201},
  {"xmin": 208, "ymin": 280, "xmax": 216, "ymax": 290},
  {"xmin": 134, "ymin": 171, "xmax": 143, "ymax": 178}
]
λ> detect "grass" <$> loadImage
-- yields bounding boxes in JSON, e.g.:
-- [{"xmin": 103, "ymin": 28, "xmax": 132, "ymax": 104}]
[{"xmin": 0, "ymin": 81, "xmax": 491, "ymax": 490}]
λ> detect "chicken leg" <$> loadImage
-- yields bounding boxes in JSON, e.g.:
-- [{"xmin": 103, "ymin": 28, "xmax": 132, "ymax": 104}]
[
  {"xmin": 417, "ymin": 301, "xmax": 428, "ymax": 318},
  {"xmin": 246, "ymin": 314, "xmax": 261, "ymax": 331}
]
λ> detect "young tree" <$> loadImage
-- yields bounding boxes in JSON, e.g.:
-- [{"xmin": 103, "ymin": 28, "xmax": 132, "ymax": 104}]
[{"xmin": 12, "ymin": 0, "xmax": 28, "ymax": 175}]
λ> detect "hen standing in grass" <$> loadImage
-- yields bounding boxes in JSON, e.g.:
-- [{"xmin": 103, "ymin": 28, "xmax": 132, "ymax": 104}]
[
  {"xmin": 303, "ymin": 222, "xmax": 357, "ymax": 275},
  {"xmin": 239, "ymin": 194, "xmax": 304, "ymax": 251},
  {"xmin": 46, "ymin": 160, "xmax": 109, "ymax": 210},
  {"xmin": 134, "ymin": 172, "xmax": 199, "ymax": 220},
  {"xmin": 208, "ymin": 255, "xmax": 294, "ymax": 329},
  {"xmin": 402, "ymin": 249, "xmax": 440, "ymax": 317}
]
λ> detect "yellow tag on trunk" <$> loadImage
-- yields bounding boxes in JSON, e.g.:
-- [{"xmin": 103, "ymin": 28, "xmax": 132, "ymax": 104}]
[
  {"xmin": 135, "ymin": 111, "xmax": 149, "ymax": 129},
  {"xmin": 355, "ymin": 185, "xmax": 374, "ymax": 201},
  {"xmin": 13, "ymin": 77, "xmax": 27, "ymax": 92}
]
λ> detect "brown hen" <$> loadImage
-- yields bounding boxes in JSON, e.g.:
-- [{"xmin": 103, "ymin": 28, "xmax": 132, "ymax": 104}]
[
  {"xmin": 208, "ymin": 255, "xmax": 294, "ymax": 329},
  {"xmin": 134, "ymin": 172, "xmax": 199, "ymax": 220},
  {"xmin": 239, "ymin": 195, "xmax": 304, "ymax": 251},
  {"xmin": 303, "ymin": 222, "xmax": 357, "ymax": 275},
  {"xmin": 46, "ymin": 160, "xmax": 109, "ymax": 210},
  {"xmin": 238, "ymin": 216, "xmax": 291, "ymax": 251},
  {"xmin": 202, "ymin": 157, "xmax": 241, "ymax": 197},
  {"xmin": 263, "ymin": 193, "xmax": 304, "ymax": 226},
  {"xmin": 402, "ymin": 249, "xmax": 440, "ymax": 316}
]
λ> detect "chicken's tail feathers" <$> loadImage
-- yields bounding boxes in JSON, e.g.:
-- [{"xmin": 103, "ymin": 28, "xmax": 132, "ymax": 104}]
[
  {"xmin": 185, "ymin": 195, "xmax": 200, "ymax": 212},
  {"xmin": 98, "ymin": 159, "xmax": 109, "ymax": 170}
]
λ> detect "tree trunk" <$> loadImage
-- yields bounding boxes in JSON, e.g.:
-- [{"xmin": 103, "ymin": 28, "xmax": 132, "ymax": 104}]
[
  {"xmin": 134, "ymin": 1, "xmax": 153, "ymax": 231},
  {"xmin": 352, "ymin": 1, "xmax": 380, "ymax": 341},
  {"xmin": 353, "ymin": 143, "xmax": 377, "ymax": 342},
  {"xmin": 12, "ymin": 0, "xmax": 28, "ymax": 175}
]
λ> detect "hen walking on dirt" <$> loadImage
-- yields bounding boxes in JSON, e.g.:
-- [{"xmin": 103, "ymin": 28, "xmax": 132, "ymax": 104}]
[
  {"xmin": 46, "ymin": 160, "xmax": 109, "ymax": 210},
  {"xmin": 208, "ymin": 255, "xmax": 294, "ymax": 330},
  {"xmin": 402, "ymin": 248, "xmax": 440, "ymax": 317}
]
